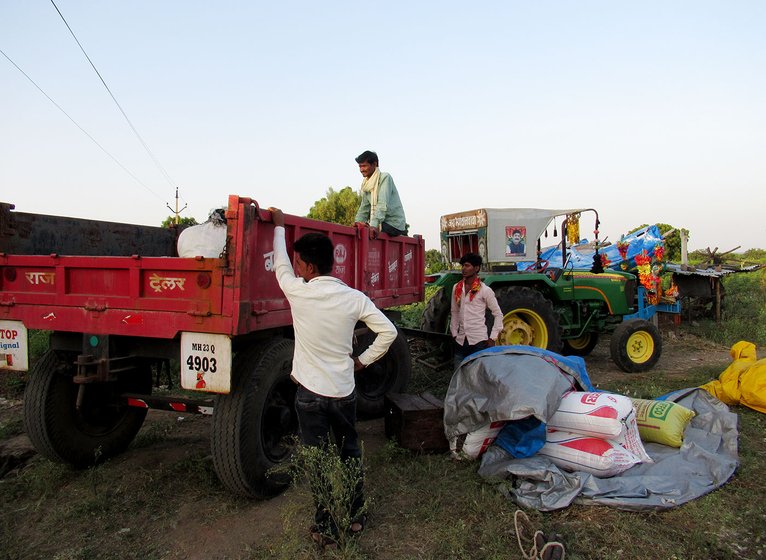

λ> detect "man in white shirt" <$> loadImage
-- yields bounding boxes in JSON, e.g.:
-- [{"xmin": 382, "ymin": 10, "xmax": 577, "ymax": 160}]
[
  {"xmin": 450, "ymin": 253, "xmax": 504, "ymax": 368},
  {"xmin": 269, "ymin": 207, "xmax": 397, "ymax": 544}
]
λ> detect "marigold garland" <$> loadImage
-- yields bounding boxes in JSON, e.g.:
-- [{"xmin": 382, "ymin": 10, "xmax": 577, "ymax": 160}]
[
  {"xmin": 665, "ymin": 281, "xmax": 679, "ymax": 298},
  {"xmin": 617, "ymin": 239, "xmax": 629, "ymax": 260}
]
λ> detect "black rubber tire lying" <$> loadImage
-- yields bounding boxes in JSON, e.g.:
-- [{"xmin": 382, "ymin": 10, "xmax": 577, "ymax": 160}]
[{"xmin": 354, "ymin": 329, "xmax": 411, "ymax": 418}]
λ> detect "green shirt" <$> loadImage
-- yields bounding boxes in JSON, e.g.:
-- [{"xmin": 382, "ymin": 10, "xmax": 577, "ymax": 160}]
[{"xmin": 354, "ymin": 171, "xmax": 407, "ymax": 231}]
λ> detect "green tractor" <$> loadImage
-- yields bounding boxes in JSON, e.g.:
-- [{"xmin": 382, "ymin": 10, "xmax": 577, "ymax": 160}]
[{"xmin": 423, "ymin": 208, "xmax": 670, "ymax": 372}]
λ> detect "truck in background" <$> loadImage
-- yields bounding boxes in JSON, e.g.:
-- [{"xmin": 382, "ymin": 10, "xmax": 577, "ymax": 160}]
[{"xmin": 0, "ymin": 196, "xmax": 424, "ymax": 498}]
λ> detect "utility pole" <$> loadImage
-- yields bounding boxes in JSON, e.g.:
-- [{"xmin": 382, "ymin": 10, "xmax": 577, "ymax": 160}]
[{"xmin": 166, "ymin": 187, "xmax": 188, "ymax": 225}]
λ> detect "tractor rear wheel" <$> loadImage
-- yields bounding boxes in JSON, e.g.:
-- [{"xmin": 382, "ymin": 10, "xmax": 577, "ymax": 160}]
[
  {"xmin": 562, "ymin": 333, "xmax": 599, "ymax": 356},
  {"xmin": 493, "ymin": 286, "xmax": 562, "ymax": 352},
  {"xmin": 610, "ymin": 319, "xmax": 662, "ymax": 372},
  {"xmin": 419, "ymin": 287, "xmax": 451, "ymax": 333}
]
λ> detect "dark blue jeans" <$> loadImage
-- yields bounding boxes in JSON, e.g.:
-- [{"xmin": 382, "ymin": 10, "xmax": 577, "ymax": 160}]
[
  {"xmin": 453, "ymin": 339, "xmax": 489, "ymax": 369},
  {"xmin": 295, "ymin": 385, "xmax": 364, "ymax": 536}
]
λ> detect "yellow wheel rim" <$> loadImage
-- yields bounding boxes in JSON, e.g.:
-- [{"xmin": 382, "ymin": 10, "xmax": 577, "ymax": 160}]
[
  {"xmin": 567, "ymin": 335, "xmax": 593, "ymax": 350},
  {"xmin": 497, "ymin": 308, "xmax": 549, "ymax": 348},
  {"xmin": 626, "ymin": 331, "xmax": 654, "ymax": 363}
]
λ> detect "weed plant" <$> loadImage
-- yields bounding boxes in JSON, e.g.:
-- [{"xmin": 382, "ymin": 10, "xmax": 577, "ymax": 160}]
[
  {"xmin": 277, "ymin": 442, "xmax": 368, "ymax": 552},
  {"xmin": 391, "ymin": 285, "xmax": 440, "ymax": 329},
  {"xmin": 29, "ymin": 329, "xmax": 51, "ymax": 364},
  {"xmin": 0, "ymin": 416, "xmax": 23, "ymax": 440}
]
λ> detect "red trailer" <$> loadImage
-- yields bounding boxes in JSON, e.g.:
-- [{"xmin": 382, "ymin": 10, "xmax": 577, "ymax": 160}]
[{"xmin": 0, "ymin": 195, "xmax": 425, "ymax": 497}]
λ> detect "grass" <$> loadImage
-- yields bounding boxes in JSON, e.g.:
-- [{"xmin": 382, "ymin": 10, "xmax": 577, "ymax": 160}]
[
  {"xmin": 2, "ymin": 352, "xmax": 764, "ymax": 559},
  {"xmin": 695, "ymin": 269, "xmax": 766, "ymax": 347},
  {"xmin": 1, "ymin": 277, "xmax": 765, "ymax": 558}
]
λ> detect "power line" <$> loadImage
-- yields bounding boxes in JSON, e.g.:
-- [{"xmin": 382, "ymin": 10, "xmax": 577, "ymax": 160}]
[
  {"xmin": 0, "ymin": 47, "xmax": 166, "ymax": 203},
  {"xmin": 49, "ymin": 0, "xmax": 179, "ymax": 193}
]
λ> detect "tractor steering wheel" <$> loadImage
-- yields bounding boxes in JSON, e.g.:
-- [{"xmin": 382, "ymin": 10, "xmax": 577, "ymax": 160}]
[{"xmin": 524, "ymin": 259, "xmax": 550, "ymax": 272}]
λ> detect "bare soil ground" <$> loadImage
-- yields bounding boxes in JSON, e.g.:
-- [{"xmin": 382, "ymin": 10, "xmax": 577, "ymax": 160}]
[{"xmin": 0, "ymin": 330, "xmax": 735, "ymax": 559}]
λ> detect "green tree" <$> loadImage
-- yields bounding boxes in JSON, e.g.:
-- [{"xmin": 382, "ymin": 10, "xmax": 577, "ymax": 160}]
[
  {"xmin": 425, "ymin": 249, "xmax": 448, "ymax": 274},
  {"xmin": 688, "ymin": 249, "xmax": 709, "ymax": 264},
  {"xmin": 742, "ymin": 248, "xmax": 766, "ymax": 263},
  {"xmin": 162, "ymin": 215, "xmax": 198, "ymax": 228},
  {"xmin": 307, "ymin": 187, "xmax": 361, "ymax": 226},
  {"xmin": 628, "ymin": 223, "xmax": 689, "ymax": 262}
]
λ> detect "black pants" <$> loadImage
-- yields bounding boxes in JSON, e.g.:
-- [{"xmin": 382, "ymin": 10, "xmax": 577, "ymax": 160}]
[
  {"xmin": 381, "ymin": 222, "xmax": 408, "ymax": 237},
  {"xmin": 453, "ymin": 339, "xmax": 489, "ymax": 369},
  {"xmin": 295, "ymin": 385, "xmax": 364, "ymax": 536}
]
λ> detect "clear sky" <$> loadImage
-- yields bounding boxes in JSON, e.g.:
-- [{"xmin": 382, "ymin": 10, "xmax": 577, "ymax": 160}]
[{"xmin": 2, "ymin": 1, "xmax": 764, "ymax": 252}]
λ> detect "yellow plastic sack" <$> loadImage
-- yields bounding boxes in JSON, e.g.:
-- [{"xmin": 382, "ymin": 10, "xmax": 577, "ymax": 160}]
[
  {"xmin": 630, "ymin": 398, "xmax": 695, "ymax": 448},
  {"xmin": 700, "ymin": 341, "xmax": 766, "ymax": 414}
]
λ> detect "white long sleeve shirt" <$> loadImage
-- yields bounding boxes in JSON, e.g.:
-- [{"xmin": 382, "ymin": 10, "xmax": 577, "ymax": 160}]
[
  {"xmin": 450, "ymin": 281, "xmax": 504, "ymax": 345},
  {"xmin": 273, "ymin": 226, "xmax": 397, "ymax": 397}
]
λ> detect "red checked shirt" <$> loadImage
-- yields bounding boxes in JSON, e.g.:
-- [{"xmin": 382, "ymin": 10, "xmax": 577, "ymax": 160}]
[{"xmin": 450, "ymin": 281, "xmax": 504, "ymax": 345}]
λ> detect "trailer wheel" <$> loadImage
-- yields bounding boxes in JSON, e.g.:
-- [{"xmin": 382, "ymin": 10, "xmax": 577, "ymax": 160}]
[
  {"xmin": 562, "ymin": 333, "xmax": 599, "ymax": 356},
  {"xmin": 610, "ymin": 319, "xmax": 662, "ymax": 373},
  {"xmin": 493, "ymin": 286, "xmax": 562, "ymax": 352},
  {"xmin": 420, "ymin": 287, "xmax": 451, "ymax": 333},
  {"xmin": 23, "ymin": 349, "xmax": 151, "ymax": 468},
  {"xmin": 354, "ymin": 329, "xmax": 411, "ymax": 418},
  {"xmin": 211, "ymin": 339, "xmax": 297, "ymax": 499}
]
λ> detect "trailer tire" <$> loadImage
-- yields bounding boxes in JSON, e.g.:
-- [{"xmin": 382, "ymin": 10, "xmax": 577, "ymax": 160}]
[
  {"xmin": 211, "ymin": 339, "xmax": 298, "ymax": 499},
  {"xmin": 23, "ymin": 349, "xmax": 151, "ymax": 468},
  {"xmin": 354, "ymin": 330, "xmax": 411, "ymax": 418},
  {"xmin": 493, "ymin": 286, "xmax": 562, "ymax": 352},
  {"xmin": 610, "ymin": 319, "xmax": 662, "ymax": 373},
  {"xmin": 420, "ymin": 287, "xmax": 451, "ymax": 333},
  {"xmin": 562, "ymin": 333, "xmax": 599, "ymax": 356}
]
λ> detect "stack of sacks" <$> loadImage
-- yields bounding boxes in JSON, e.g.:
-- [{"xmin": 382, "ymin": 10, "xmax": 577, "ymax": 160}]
[
  {"xmin": 452, "ymin": 420, "xmax": 507, "ymax": 459},
  {"xmin": 541, "ymin": 392, "xmax": 653, "ymax": 477}
]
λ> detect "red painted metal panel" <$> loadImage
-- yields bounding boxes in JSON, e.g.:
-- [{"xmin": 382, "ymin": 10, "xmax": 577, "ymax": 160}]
[{"xmin": 0, "ymin": 196, "xmax": 425, "ymax": 340}]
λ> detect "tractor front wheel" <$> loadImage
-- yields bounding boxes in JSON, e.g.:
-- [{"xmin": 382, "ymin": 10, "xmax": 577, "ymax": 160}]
[{"xmin": 610, "ymin": 319, "xmax": 662, "ymax": 372}]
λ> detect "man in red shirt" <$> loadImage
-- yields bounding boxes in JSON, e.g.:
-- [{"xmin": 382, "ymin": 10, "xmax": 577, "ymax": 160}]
[{"xmin": 450, "ymin": 253, "xmax": 504, "ymax": 368}]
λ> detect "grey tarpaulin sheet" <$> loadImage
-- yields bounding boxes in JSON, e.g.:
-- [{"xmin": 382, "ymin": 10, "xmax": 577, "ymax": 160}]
[
  {"xmin": 443, "ymin": 347, "xmax": 739, "ymax": 512},
  {"xmin": 443, "ymin": 346, "xmax": 594, "ymax": 442}
]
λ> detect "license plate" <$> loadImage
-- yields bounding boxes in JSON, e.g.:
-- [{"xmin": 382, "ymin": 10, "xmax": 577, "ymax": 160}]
[
  {"xmin": 0, "ymin": 320, "xmax": 28, "ymax": 371},
  {"xmin": 180, "ymin": 332, "xmax": 232, "ymax": 393}
]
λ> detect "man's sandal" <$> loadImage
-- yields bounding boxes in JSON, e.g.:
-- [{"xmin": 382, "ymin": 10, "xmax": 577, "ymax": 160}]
[
  {"xmin": 349, "ymin": 514, "xmax": 367, "ymax": 535},
  {"xmin": 514, "ymin": 509, "xmax": 566, "ymax": 560},
  {"xmin": 310, "ymin": 525, "xmax": 338, "ymax": 550},
  {"xmin": 514, "ymin": 509, "xmax": 544, "ymax": 560},
  {"xmin": 540, "ymin": 541, "xmax": 566, "ymax": 560}
]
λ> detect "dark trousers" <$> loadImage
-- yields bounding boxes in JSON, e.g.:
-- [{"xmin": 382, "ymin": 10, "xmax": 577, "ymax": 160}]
[
  {"xmin": 381, "ymin": 222, "xmax": 407, "ymax": 237},
  {"xmin": 453, "ymin": 339, "xmax": 489, "ymax": 369},
  {"xmin": 295, "ymin": 385, "xmax": 364, "ymax": 535}
]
